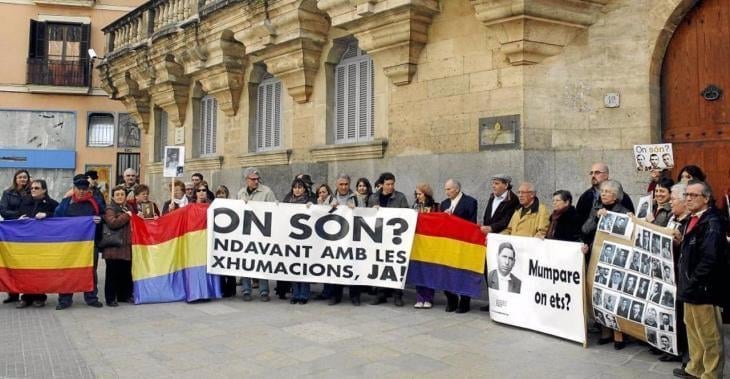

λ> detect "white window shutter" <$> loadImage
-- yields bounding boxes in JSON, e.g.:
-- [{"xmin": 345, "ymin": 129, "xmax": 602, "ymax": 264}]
[
  {"xmin": 255, "ymin": 77, "xmax": 283, "ymax": 152},
  {"xmin": 334, "ymin": 41, "xmax": 374, "ymax": 144},
  {"xmin": 200, "ymin": 95, "xmax": 218, "ymax": 155}
]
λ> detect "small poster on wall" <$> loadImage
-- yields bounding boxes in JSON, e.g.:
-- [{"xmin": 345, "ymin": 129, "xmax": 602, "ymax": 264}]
[{"xmin": 163, "ymin": 146, "xmax": 184, "ymax": 178}]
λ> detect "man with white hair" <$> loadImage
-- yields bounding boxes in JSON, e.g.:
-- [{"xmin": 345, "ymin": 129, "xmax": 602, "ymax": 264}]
[
  {"xmin": 122, "ymin": 168, "xmax": 138, "ymax": 198},
  {"xmin": 502, "ymin": 182, "xmax": 549, "ymax": 238},
  {"xmin": 439, "ymin": 179, "xmax": 478, "ymax": 313},
  {"xmin": 236, "ymin": 167, "xmax": 277, "ymax": 302}
]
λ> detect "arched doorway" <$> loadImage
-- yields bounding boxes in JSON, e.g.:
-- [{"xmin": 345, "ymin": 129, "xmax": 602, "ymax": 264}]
[{"xmin": 662, "ymin": 0, "xmax": 730, "ymax": 202}]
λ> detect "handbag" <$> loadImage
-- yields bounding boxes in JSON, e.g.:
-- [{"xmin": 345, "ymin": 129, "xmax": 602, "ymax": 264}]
[{"xmin": 98, "ymin": 223, "xmax": 123, "ymax": 249}]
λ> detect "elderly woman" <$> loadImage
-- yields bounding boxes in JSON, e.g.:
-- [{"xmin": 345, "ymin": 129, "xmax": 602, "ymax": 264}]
[
  {"xmin": 15, "ymin": 179, "xmax": 58, "ymax": 308},
  {"xmin": 102, "ymin": 185, "xmax": 133, "ymax": 306},
  {"xmin": 162, "ymin": 180, "xmax": 188, "ymax": 214},
  {"xmin": 546, "ymin": 190, "xmax": 581, "ymax": 242},
  {"xmin": 412, "ymin": 183, "xmax": 439, "ymax": 309},
  {"xmin": 581, "ymin": 179, "xmax": 630, "ymax": 350},
  {"xmin": 128, "ymin": 184, "xmax": 160, "ymax": 220},
  {"xmin": 648, "ymin": 177, "xmax": 674, "ymax": 227},
  {"xmin": 0, "ymin": 169, "xmax": 31, "ymax": 303}
]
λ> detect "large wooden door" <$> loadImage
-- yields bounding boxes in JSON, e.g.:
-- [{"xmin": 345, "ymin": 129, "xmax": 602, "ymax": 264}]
[{"xmin": 662, "ymin": 0, "xmax": 730, "ymax": 201}]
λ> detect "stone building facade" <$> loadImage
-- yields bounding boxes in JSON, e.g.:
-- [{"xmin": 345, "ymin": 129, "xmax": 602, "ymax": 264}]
[{"xmin": 97, "ymin": 0, "xmax": 714, "ymax": 210}]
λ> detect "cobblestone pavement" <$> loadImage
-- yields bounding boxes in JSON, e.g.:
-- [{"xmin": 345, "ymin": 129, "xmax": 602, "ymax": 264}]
[{"xmin": 2, "ymin": 274, "xmax": 729, "ymax": 378}]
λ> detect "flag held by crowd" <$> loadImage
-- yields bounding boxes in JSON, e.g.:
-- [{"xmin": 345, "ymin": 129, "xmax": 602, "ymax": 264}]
[
  {"xmin": 407, "ymin": 213, "xmax": 486, "ymax": 298},
  {"xmin": 0, "ymin": 217, "xmax": 95, "ymax": 293},
  {"xmin": 131, "ymin": 203, "xmax": 221, "ymax": 304}
]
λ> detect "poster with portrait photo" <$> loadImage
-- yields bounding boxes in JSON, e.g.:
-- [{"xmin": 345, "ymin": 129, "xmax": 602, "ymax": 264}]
[
  {"xmin": 628, "ymin": 300, "xmax": 645, "ymax": 323},
  {"xmin": 646, "ymin": 328, "xmax": 658, "ymax": 345},
  {"xmin": 592, "ymin": 287, "xmax": 603, "ymax": 309},
  {"xmin": 608, "ymin": 269, "xmax": 625, "ymax": 291},
  {"xmin": 633, "ymin": 143, "xmax": 674, "ymax": 171},
  {"xmin": 660, "ymin": 236, "xmax": 672, "ymax": 260},
  {"xmin": 594, "ymin": 265, "xmax": 610, "ymax": 286},
  {"xmin": 627, "ymin": 250, "xmax": 642, "ymax": 272},
  {"xmin": 639, "ymin": 253, "xmax": 651, "ymax": 276},
  {"xmin": 163, "ymin": 146, "xmax": 185, "ymax": 178},
  {"xmin": 658, "ymin": 311, "xmax": 675, "ymax": 332},
  {"xmin": 604, "ymin": 313, "xmax": 619, "ymax": 330},
  {"xmin": 597, "ymin": 213, "xmax": 615, "ymax": 233},
  {"xmin": 635, "ymin": 277, "xmax": 650, "ymax": 300},
  {"xmin": 616, "ymin": 296, "xmax": 632, "ymax": 318},
  {"xmin": 657, "ymin": 333, "xmax": 677, "ymax": 355},
  {"xmin": 598, "ymin": 242, "xmax": 616, "ymax": 265},
  {"xmin": 622, "ymin": 274, "xmax": 638, "ymax": 296},
  {"xmin": 661, "ymin": 261, "xmax": 674, "ymax": 285},
  {"xmin": 650, "ymin": 257, "xmax": 663, "ymax": 279},
  {"xmin": 604, "ymin": 211, "xmax": 633, "ymax": 240},
  {"xmin": 487, "ymin": 234, "xmax": 586, "ymax": 344},
  {"xmin": 660, "ymin": 286, "xmax": 675, "ymax": 309},
  {"xmin": 648, "ymin": 281, "xmax": 663, "ymax": 304},
  {"xmin": 636, "ymin": 195, "xmax": 653, "ymax": 220},
  {"xmin": 612, "ymin": 247, "xmax": 630, "ymax": 268},
  {"xmin": 643, "ymin": 305, "xmax": 660, "ymax": 327}
]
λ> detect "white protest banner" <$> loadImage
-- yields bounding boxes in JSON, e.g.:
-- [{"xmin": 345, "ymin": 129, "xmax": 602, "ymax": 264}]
[
  {"xmin": 163, "ymin": 146, "xmax": 184, "ymax": 178},
  {"xmin": 207, "ymin": 199, "xmax": 418, "ymax": 289},
  {"xmin": 487, "ymin": 234, "xmax": 586, "ymax": 344},
  {"xmin": 633, "ymin": 143, "xmax": 674, "ymax": 171}
]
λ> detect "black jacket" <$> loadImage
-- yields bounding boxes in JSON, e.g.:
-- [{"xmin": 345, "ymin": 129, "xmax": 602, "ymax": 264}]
[
  {"xmin": 678, "ymin": 207, "xmax": 728, "ymax": 305},
  {"xmin": 0, "ymin": 188, "xmax": 30, "ymax": 220},
  {"xmin": 576, "ymin": 187, "xmax": 634, "ymax": 227},
  {"xmin": 440, "ymin": 193, "xmax": 478, "ymax": 223},
  {"xmin": 19, "ymin": 195, "xmax": 59, "ymax": 218},
  {"xmin": 547, "ymin": 206, "xmax": 582, "ymax": 242},
  {"xmin": 482, "ymin": 190, "xmax": 519, "ymax": 233}
]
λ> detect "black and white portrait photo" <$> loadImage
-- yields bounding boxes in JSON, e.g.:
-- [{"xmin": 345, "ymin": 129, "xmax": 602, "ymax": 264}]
[
  {"xmin": 636, "ymin": 278, "xmax": 650, "ymax": 299},
  {"xmin": 642, "ymin": 230, "xmax": 651, "ymax": 251},
  {"xmin": 661, "ymin": 237, "xmax": 672, "ymax": 259},
  {"xmin": 608, "ymin": 269, "xmax": 625, "ymax": 291},
  {"xmin": 599, "ymin": 243, "xmax": 616, "ymax": 264},
  {"xmin": 650, "ymin": 233, "xmax": 661, "ymax": 255},
  {"xmin": 661, "ymin": 287, "xmax": 675, "ymax": 309},
  {"xmin": 646, "ymin": 328, "xmax": 658, "ymax": 345},
  {"xmin": 617, "ymin": 297, "xmax": 631, "ymax": 318},
  {"xmin": 649, "ymin": 282, "xmax": 663, "ymax": 304},
  {"xmin": 628, "ymin": 251, "xmax": 641, "ymax": 271},
  {"xmin": 651, "ymin": 257, "xmax": 663, "ymax": 279},
  {"xmin": 612, "ymin": 248, "xmax": 629, "ymax": 267},
  {"xmin": 594, "ymin": 309, "xmax": 607, "ymax": 326},
  {"xmin": 603, "ymin": 292, "xmax": 617, "ymax": 312},
  {"xmin": 659, "ymin": 312, "xmax": 674, "ymax": 332},
  {"xmin": 640, "ymin": 253, "xmax": 651, "ymax": 275},
  {"xmin": 629, "ymin": 301, "xmax": 645, "ymax": 323},
  {"xmin": 163, "ymin": 146, "xmax": 185, "ymax": 178},
  {"xmin": 598, "ymin": 213, "xmax": 615, "ymax": 233},
  {"xmin": 592, "ymin": 287, "xmax": 603, "ymax": 308},
  {"xmin": 611, "ymin": 215, "xmax": 629, "ymax": 235},
  {"xmin": 662, "ymin": 263, "xmax": 674, "ymax": 285},
  {"xmin": 622, "ymin": 274, "xmax": 638, "ymax": 295},
  {"xmin": 604, "ymin": 313, "xmax": 619, "ymax": 330},
  {"xmin": 594, "ymin": 266, "xmax": 609, "ymax": 286},
  {"xmin": 659, "ymin": 334, "xmax": 674, "ymax": 354},
  {"xmin": 644, "ymin": 306, "xmax": 658, "ymax": 327},
  {"xmin": 487, "ymin": 242, "xmax": 521, "ymax": 294}
]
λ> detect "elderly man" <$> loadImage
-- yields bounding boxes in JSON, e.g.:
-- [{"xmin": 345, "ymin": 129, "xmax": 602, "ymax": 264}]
[
  {"xmin": 329, "ymin": 173, "xmax": 361, "ymax": 306},
  {"xmin": 501, "ymin": 182, "xmax": 549, "ymax": 237},
  {"xmin": 439, "ymin": 179, "xmax": 478, "ymax": 313},
  {"xmin": 236, "ymin": 167, "xmax": 277, "ymax": 302},
  {"xmin": 122, "ymin": 168, "xmax": 138, "ymax": 197},
  {"xmin": 368, "ymin": 172, "xmax": 409, "ymax": 306},
  {"xmin": 576, "ymin": 163, "xmax": 634, "ymax": 226},
  {"xmin": 673, "ymin": 181, "xmax": 727, "ymax": 379},
  {"xmin": 54, "ymin": 175, "xmax": 104, "ymax": 310}
]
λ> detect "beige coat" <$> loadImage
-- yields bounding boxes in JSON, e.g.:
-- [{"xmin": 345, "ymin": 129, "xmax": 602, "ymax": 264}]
[{"xmin": 502, "ymin": 199, "xmax": 550, "ymax": 238}]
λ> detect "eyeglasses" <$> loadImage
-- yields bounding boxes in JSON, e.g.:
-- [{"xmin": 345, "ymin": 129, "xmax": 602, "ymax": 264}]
[
  {"xmin": 588, "ymin": 171, "xmax": 606, "ymax": 175},
  {"xmin": 196, "ymin": 189, "xmax": 208, "ymax": 193},
  {"xmin": 517, "ymin": 191, "xmax": 534, "ymax": 195},
  {"xmin": 683, "ymin": 192, "xmax": 705, "ymax": 199},
  {"xmin": 30, "ymin": 186, "xmax": 42, "ymax": 190},
  {"xmin": 247, "ymin": 177, "xmax": 260, "ymax": 181}
]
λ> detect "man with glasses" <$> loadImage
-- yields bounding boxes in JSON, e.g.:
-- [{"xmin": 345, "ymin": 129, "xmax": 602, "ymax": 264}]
[
  {"xmin": 329, "ymin": 174, "xmax": 362, "ymax": 306},
  {"xmin": 576, "ymin": 162, "xmax": 634, "ymax": 226},
  {"xmin": 501, "ymin": 182, "xmax": 549, "ymax": 238},
  {"xmin": 236, "ymin": 167, "xmax": 277, "ymax": 302},
  {"xmin": 673, "ymin": 181, "xmax": 727, "ymax": 379}
]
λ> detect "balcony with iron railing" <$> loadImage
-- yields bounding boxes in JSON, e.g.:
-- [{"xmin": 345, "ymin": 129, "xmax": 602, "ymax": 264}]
[{"xmin": 26, "ymin": 58, "xmax": 90, "ymax": 87}]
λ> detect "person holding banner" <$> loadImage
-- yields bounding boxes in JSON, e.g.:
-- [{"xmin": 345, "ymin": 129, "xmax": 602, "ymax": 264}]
[
  {"xmin": 368, "ymin": 172, "xmax": 409, "ymax": 307},
  {"xmin": 54, "ymin": 175, "xmax": 104, "ymax": 310},
  {"xmin": 354, "ymin": 178, "xmax": 373, "ymax": 207},
  {"xmin": 15, "ymin": 179, "xmax": 58, "ymax": 308},
  {"xmin": 330, "ymin": 174, "xmax": 366, "ymax": 306},
  {"xmin": 102, "ymin": 185, "xmax": 133, "ymax": 307},
  {"xmin": 546, "ymin": 190, "xmax": 582, "ymax": 242},
  {"xmin": 581, "ymin": 179, "xmax": 630, "ymax": 349},
  {"xmin": 194, "ymin": 182, "xmax": 212, "ymax": 204},
  {"xmin": 237, "ymin": 167, "xmax": 276, "ymax": 302},
  {"xmin": 412, "ymin": 183, "xmax": 439, "ymax": 309},
  {"xmin": 0, "ymin": 169, "xmax": 31, "ymax": 304},
  {"xmin": 162, "ymin": 180, "xmax": 188, "ymax": 214},
  {"xmin": 440, "ymin": 179, "xmax": 478, "ymax": 313},
  {"xmin": 674, "ymin": 181, "xmax": 726, "ymax": 379},
  {"xmin": 576, "ymin": 163, "xmax": 634, "ymax": 228},
  {"xmin": 282, "ymin": 177, "xmax": 311, "ymax": 304}
]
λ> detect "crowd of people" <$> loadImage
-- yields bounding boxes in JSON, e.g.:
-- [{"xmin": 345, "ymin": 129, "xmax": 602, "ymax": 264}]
[{"xmin": 0, "ymin": 163, "xmax": 727, "ymax": 378}]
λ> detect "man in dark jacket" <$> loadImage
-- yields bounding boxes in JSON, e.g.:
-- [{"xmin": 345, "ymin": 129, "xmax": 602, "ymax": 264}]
[
  {"xmin": 440, "ymin": 179, "xmax": 478, "ymax": 314},
  {"xmin": 479, "ymin": 174, "xmax": 518, "ymax": 312},
  {"xmin": 576, "ymin": 163, "xmax": 634, "ymax": 226},
  {"xmin": 368, "ymin": 172, "xmax": 409, "ymax": 306},
  {"xmin": 673, "ymin": 181, "xmax": 727, "ymax": 379},
  {"xmin": 54, "ymin": 175, "xmax": 104, "ymax": 310}
]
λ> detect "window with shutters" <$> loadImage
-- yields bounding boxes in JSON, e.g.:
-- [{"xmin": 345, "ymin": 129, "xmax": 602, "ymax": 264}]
[
  {"xmin": 255, "ymin": 75, "xmax": 283, "ymax": 151},
  {"xmin": 155, "ymin": 108, "xmax": 168, "ymax": 162},
  {"xmin": 334, "ymin": 41, "xmax": 374, "ymax": 144},
  {"xmin": 27, "ymin": 21, "xmax": 90, "ymax": 87},
  {"xmin": 199, "ymin": 95, "xmax": 218, "ymax": 156},
  {"xmin": 87, "ymin": 113, "xmax": 115, "ymax": 147}
]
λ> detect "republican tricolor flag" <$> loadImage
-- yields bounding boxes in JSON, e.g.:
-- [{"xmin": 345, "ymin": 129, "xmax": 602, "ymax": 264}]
[
  {"xmin": 131, "ymin": 203, "xmax": 221, "ymax": 304},
  {"xmin": 0, "ymin": 217, "xmax": 95, "ymax": 293},
  {"xmin": 407, "ymin": 213, "xmax": 486, "ymax": 297}
]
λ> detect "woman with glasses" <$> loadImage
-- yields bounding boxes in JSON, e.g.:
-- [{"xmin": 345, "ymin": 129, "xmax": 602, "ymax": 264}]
[
  {"xmin": 581, "ymin": 179, "xmax": 630, "ymax": 350},
  {"xmin": 0, "ymin": 169, "xmax": 31, "ymax": 304},
  {"xmin": 195, "ymin": 181, "xmax": 212, "ymax": 204},
  {"xmin": 411, "ymin": 183, "xmax": 439, "ymax": 309},
  {"xmin": 162, "ymin": 180, "xmax": 188, "ymax": 214},
  {"xmin": 102, "ymin": 185, "xmax": 134, "ymax": 307},
  {"xmin": 15, "ymin": 179, "xmax": 58, "ymax": 308}
]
